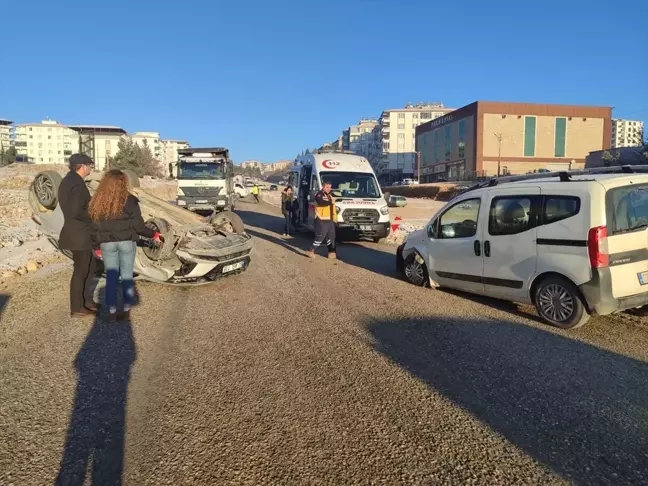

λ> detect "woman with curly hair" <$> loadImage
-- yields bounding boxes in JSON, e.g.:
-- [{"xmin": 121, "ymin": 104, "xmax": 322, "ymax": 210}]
[{"xmin": 89, "ymin": 170, "xmax": 162, "ymax": 321}]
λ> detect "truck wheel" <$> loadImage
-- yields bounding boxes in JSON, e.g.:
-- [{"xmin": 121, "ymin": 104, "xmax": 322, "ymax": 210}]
[
  {"xmin": 142, "ymin": 218, "xmax": 174, "ymax": 261},
  {"xmin": 534, "ymin": 276, "xmax": 590, "ymax": 329},
  {"xmin": 209, "ymin": 211, "xmax": 245, "ymax": 234},
  {"xmin": 32, "ymin": 171, "xmax": 63, "ymax": 210}
]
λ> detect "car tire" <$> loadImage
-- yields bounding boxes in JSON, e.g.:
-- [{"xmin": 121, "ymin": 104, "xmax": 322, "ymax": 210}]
[
  {"xmin": 209, "ymin": 211, "xmax": 245, "ymax": 234},
  {"xmin": 534, "ymin": 276, "xmax": 590, "ymax": 329},
  {"xmin": 143, "ymin": 217, "xmax": 175, "ymax": 261},
  {"xmin": 32, "ymin": 171, "xmax": 63, "ymax": 210},
  {"xmin": 122, "ymin": 169, "xmax": 140, "ymax": 189},
  {"xmin": 403, "ymin": 252, "xmax": 429, "ymax": 287},
  {"xmin": 373, "ymin": 236, "xmax": 384, "ymax": 244}
]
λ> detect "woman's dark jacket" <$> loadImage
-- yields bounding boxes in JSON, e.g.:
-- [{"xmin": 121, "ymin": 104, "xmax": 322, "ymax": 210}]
[{"xmin": 93, "ymin": 195, "xmax": 156, "ymax": 244}]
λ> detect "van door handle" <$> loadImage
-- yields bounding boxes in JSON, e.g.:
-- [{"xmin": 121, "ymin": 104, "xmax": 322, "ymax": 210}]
[
  {"xmin": 474, "ymin": 240, "xmax": 481, "ymax": 256},
  {"xmin": 484, "ymin": 240, "xmax": 491, "ymax": 257}
]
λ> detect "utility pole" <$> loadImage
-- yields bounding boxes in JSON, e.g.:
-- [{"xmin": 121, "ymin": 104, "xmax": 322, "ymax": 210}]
[{"xmin": 494, "ymin": 133, "xmax": 503, "ymax": 177}]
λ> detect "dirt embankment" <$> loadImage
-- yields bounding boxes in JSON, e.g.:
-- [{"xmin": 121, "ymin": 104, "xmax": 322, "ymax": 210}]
[{"xmin": 381, "ymin": 183, "xmax": 463, "ymax": 201}]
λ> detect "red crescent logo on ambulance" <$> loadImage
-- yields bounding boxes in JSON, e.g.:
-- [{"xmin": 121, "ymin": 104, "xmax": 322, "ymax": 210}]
[{"xmin": 322, "ymin": 159, "xmax": 339, "ymax": 169}]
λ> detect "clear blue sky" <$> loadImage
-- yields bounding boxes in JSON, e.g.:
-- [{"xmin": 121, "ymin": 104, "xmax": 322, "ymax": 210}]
[{"xmin": 2, "ymin": 0, "xmax": 646, "ymax": 163}]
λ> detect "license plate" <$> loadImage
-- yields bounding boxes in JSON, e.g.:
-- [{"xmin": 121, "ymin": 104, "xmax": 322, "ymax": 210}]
[
  {"xmin": 223, "ymin": 261, "xmax": 245, "ymax": 274},
  {"xmin": 359, "ymin": 225, "xmax": 371, "ymax": 231},
  {"xmin": 196, "ymin": 200, "xmax": 208, "ymax": 204},
  {"xmin": 638, "ymin": 271, "xmax": 648, "ymax": 285}
]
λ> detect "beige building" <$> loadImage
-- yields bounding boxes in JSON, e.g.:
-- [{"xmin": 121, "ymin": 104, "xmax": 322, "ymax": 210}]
[
  {"xmin": 161, "ymin": 139, "xmax": 189, "ymax": 177},
  {"xmin": 132, "ymin": 131, "xmax": 163, "ymax": 161},
  {"xmin": 415, "ymin": 101, "xmax": 612, "ymax": 182},
  {"xmin": 373, "ymin": 103, "xmax": 454, "ymax": 183},
  {"xmin": 612, "ymin": 119, "xmax": 644, "ymax": 148},
  {"xmin": 241, "ymin": 160, "xmax": 264, "ymax": 170},
  {"xmin": 348, "ymin": 119, "xmax": 378, "ymax": 159},
  {"xmin": 0, "ymin": 119, "xmax": 12, "ymax": 152},
  {"xmin": 14, "ymin": 119, "xmax": 79, "ymax": 165},
  {"xmin": 68, "ymin": 125, "xmax": 128, "ymax": 171}
]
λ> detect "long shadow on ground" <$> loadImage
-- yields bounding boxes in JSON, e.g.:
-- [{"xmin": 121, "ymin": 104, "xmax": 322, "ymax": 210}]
[
  {"xmin": 56, "ymin": 287, "xmax": 138, "ymax": 486},
  {"xmin": 236, "ymin": 209, "xmax": 399, "ymax": 280},
  {"xmin": 365, "ymin": 316, "xmax": 648, "ymax": 485}
]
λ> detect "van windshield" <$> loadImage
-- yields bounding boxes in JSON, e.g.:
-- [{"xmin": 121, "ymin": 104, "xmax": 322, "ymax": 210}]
[
  {"xmin": 606, "ymin": 183, "xmax": 648, "ymax": 235},
  {"xmin": 320, "ymin": 172, "xmax": 380, "ymax": 199}
]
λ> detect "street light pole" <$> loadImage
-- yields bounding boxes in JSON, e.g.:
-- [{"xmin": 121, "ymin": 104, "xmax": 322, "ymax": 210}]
[
  {"xmin": 417, "ymin": 151, "xmax": 421, "ymax": 183},
  {"xmin": 494, "ymin": 133, "xmax": 503, "ymax": 177}
]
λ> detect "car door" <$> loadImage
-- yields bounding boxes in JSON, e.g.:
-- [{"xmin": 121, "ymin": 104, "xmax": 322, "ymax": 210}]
[
  {"xmin": 307, "ymin": 172, "xmax": 320, "ymax": 229},
  {"xmin": 425, "ymin": 196, "xmax": 485, "ymax": 294},
  {"xmin": 481, "ymin": 188, "xmax": 541, "ymax": 301}
]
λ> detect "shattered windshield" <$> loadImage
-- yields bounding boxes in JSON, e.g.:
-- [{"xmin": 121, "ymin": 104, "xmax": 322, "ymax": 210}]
[
  {"xmin": 320, "ymin": 172, "xmax": 380, "ymax": 199},
  {"xmin": 178, "ymin": 162, "xmax": 226, "ymax": 180}
]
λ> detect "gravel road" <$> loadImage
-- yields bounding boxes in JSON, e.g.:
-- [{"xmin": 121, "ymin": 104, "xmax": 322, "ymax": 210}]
[{"xmin": 1, "ymin": 199, "xmax": 647, "ymax": 485}]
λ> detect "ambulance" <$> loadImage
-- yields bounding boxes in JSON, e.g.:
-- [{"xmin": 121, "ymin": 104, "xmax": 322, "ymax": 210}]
[{"xmin": 288, "ymin": 151, "xmax": 391, "ymax": 242}]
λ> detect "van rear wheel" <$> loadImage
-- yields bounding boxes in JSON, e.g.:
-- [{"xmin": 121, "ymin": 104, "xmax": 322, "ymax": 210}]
[{"xmin": 534, "ymin": 276, "xmax": 590, "ymax": 329}]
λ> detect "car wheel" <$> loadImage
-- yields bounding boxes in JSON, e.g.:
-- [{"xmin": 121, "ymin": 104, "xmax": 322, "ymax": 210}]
[
  {"xmin": 143, "ymin": 218, "xmax": 175, "ymax": 261},
  {"xmin": 209, "ymin": 211, "xmax": 245, "ymax": 234},
  {"xmin": 373, "ymin": 236, "xmax": 384, "ymax": 244},
  {"xmin": 403, "ymin": 252, "xmax": 429, "ymax": 287},
  {"xmin": 534, "ymin": 276, "xmax": 590, "ymax": 329},
  {"xmin": 32, "ymin": 171, "xmax": 63, "ymax": 210},
  {"xmin": 122, "ymin": 169, "xmax": 140, "ymax": 189}
]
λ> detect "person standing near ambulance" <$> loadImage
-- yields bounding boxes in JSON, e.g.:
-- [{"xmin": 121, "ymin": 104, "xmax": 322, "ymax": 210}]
[{"xmin": 307, "ymin": 181, "xmax": 337, "ymax": 259}]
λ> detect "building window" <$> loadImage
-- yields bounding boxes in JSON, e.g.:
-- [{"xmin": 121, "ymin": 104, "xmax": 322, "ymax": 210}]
[
  {"xmin": 412, "ymin": 113, "xmax": 419, "ymax": 119},
  {"xmin": 383, "ymin": 142, "xmax": 390, "ymax": 151},
  {"xmin": 554, "ymin": 117, "xmax": 567, "ymax": 157},
  {"xmin": 524, "ymin": 116, "xmax": 536, "ymax": 157},
  {"xmin": 29, "ymin": 128, "xmax": 32, "ymax": 131},
  {"xmin": 444, "ymin": 126, "xmax": 452, "ymax": 162},
  {"xmin": 458, "ymin": 120, "xmax": 466, "ymax": 159},
  {"xmin": 434, "ymin": 130, "xmax": 439, "ymax": 163},
  {"xmin": 398, "ymin": 113, "xmax": 405, "ymax": 119},
  {"xmin": 421, "ymin": 112, "xmax": 432, "ymax": 120}
]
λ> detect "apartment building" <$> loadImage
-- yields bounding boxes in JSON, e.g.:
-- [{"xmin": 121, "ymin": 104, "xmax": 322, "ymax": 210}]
[
  {"xmin": 0, "ymin": 119, "xmax": 12, "ymax": 152},
  {"xmin": 132, "ymin": 131, "xmax": 163, "ymax": 160},
  {"xmin": 373, "ymin": 103, "xmax": 454, "ymax": 183},
  {"xmin": 14, "ymin": 119, "xmax": 79, "ymax": 165},
  {"xmin": 241, "ymin": 160, "xmax": 264, "ymax": 170},
  {"xmin": 611, "ymin": 119, "xmax": 644, "ymax": 148},
  {"xmin": 68, "ymin": 125, "xmax": 128, "ymax": 171},
  {"xmin": 161, "ymin": 140, "xmax": 189, "ymax": 177},
  {"xmin": 348, "ymin": 119, "xmax": 378, "ymax": 159},
  {"xmin": 415, "ymin": 101, "xmax": 612, "ymax": 182}
]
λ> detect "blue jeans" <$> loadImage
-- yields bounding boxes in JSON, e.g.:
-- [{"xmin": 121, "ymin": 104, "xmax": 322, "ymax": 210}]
[{"xmin": 100, "ymin": 241, "xmax": 136, "ymax": 314}]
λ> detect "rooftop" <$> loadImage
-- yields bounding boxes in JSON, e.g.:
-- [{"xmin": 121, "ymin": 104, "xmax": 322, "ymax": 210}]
[
  {"xmin": 68, "ymin": 124, "xmax": 127, "ymax": 134},
  {"xmin": 0, "ymin": 119, "xmax": 13, "ymax": 126}
]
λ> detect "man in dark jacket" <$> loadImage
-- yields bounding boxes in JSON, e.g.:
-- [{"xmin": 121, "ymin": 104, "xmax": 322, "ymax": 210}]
[{"xmin": 58, "ymin": 154, "xmax": 98, "ymax": 318}]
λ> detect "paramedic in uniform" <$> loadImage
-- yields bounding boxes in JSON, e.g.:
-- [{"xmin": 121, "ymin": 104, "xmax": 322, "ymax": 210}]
[{"xmin": 307, "ymin": 181, "xmax": 337, "ymax": 259}]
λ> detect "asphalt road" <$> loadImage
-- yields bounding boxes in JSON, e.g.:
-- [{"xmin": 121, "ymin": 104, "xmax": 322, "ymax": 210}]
[{"xmin": 1, "ymin": 199, "xmax": 647, "ymax": 485}]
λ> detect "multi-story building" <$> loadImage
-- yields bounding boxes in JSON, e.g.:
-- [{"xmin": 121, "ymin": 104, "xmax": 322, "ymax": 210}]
[
  {"xmin": 265, "ymin": 160, "xmax": 292, "ymax": 172},
  {"xmin": 241, "ymin": 160, "xmax": 264, "ymax": 170},
  {"xmin": 161, "ymin": 139, "xmax": 189, "ymax": 177},
  {"xmin": 611, "ymin": 119, "xmax": 644, "ymax": 148},
  {"xmin": 348, "ymin": 119, "xmax": 378, "ymax": 159},
  {"xmin": 373, "ymin": 103, "xmax": 455, "ymax": 183},
  {"xmin": 0, "ymin": 119, "xmax": 13, "ymax": 152},
  {"xmin": 132, "ymin": 131, "xmax": 162, "ymax": 160},
  {"xmin": 14, "ymin": 119, "xmax": 79, "ymax": 165},
  {"xmin": 415, "ymin": 101, "xmax": 612, "ymax": 182},
  {"xmin": 68, "ymin": 125, "xmax": 128, "ymax": 171}
]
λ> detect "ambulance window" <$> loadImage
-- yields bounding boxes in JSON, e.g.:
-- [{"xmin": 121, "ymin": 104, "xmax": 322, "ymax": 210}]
[{"xmin": 311, "ymin": 175, "xmax": 320, "ymax": 191}]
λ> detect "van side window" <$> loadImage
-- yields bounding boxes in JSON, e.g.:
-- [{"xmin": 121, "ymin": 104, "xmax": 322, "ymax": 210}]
[
  {"xmin": 311, "ymin": 175, "xmax": 319, "ymax": 191},
  {"xmin": 489, "ymin": 196, "xmax": 537, "ymax": 236},
  {"xmin": 438, "ymin": 198, "xmax": 480, "ymax": 239},
  {"xmin": 542, "ymin": 196, "xmax": 580, "ymax": 225}
]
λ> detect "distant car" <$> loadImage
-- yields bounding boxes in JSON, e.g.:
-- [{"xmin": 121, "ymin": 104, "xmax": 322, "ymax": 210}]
[
  {"xmin": 269, "ymin": 184, "xmax": 278, "ymax": 191},
  {"xmin": 388, "ymin": 195, "xmax": 407, "ymax": 207},
  {"xmin": 245, "ymin": 182, "xmax": 254, "ymax": 188},
  {"xmin": 402, "ymin": 178, "xmax": 419, "ymax": 186}
]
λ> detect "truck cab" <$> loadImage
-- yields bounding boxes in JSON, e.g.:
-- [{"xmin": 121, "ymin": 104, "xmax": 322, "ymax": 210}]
[{"xmin": 176, "ymin": 147, "xmax": 236, "ymax": 214}]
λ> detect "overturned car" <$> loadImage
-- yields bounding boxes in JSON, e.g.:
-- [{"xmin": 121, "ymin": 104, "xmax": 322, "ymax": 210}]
[{"xmin": 29, "ymin": 170, "xmax": 253, "ymax": 284}]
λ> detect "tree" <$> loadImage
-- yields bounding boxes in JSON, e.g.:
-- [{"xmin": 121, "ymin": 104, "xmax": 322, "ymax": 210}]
[
  {"xmin": 0, "ymin": 146, "xmax": 17, "ymax": 167},
  {"xmin": 110, "ymin": 136, "xmax": 163, "ymax": 177},
  {"xmin": 602, "ymin": 150, "xmax": 620, "ymax": 167}
]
